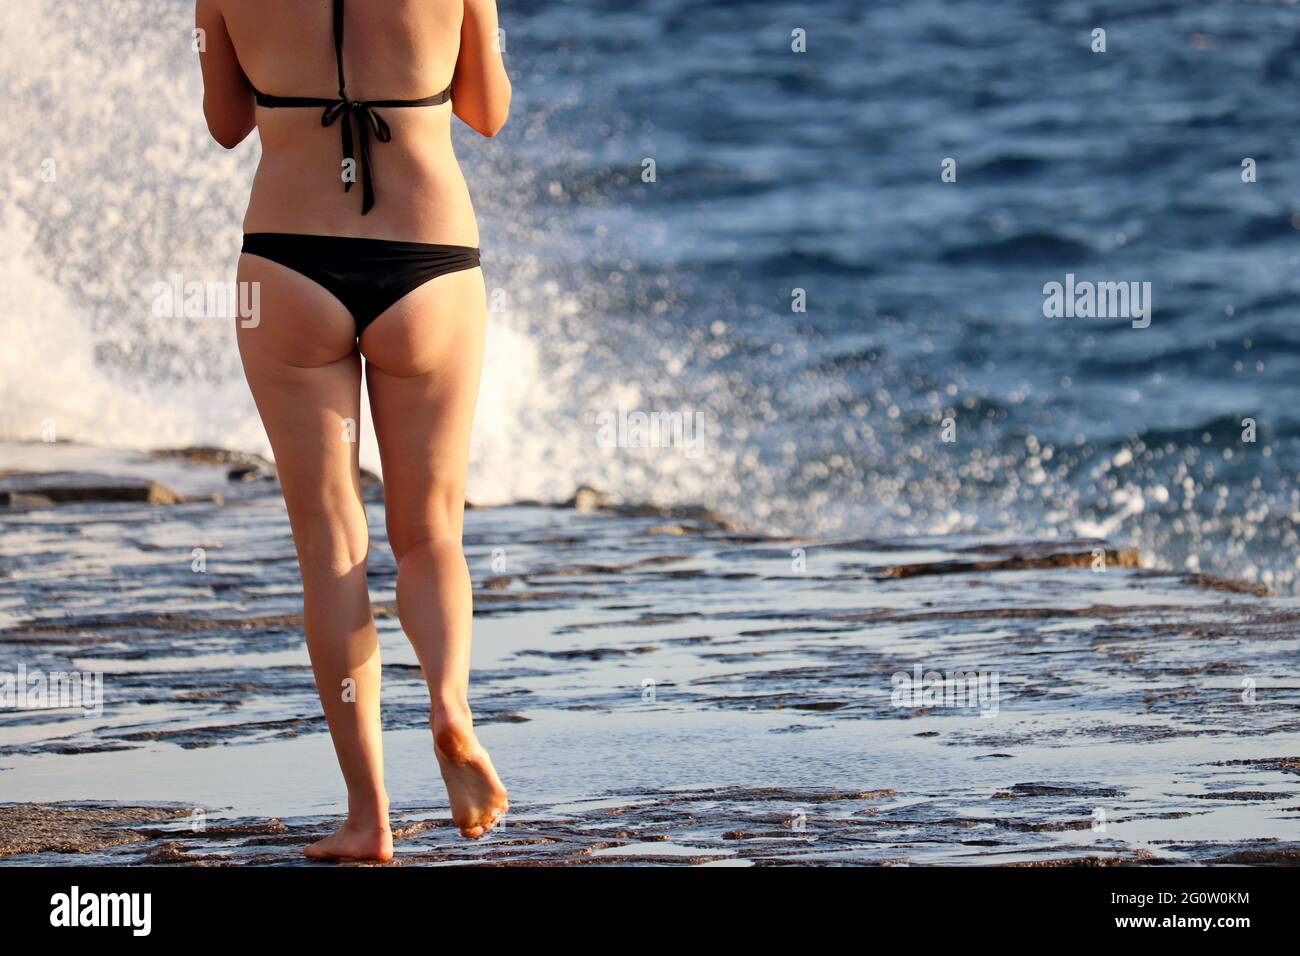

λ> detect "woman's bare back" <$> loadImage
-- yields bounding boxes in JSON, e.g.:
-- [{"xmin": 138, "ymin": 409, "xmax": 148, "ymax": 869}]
[{"xmin": 217, "ymin": 0, "xmax": 479, "ymax": 242}]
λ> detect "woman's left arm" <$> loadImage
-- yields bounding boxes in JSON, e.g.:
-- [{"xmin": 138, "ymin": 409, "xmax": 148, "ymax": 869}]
[
  {"xmin": 452, "ymin": 0, "xmax": 512, "ymax": 137},
  {"xmin": 196, "ymin": 0, "xmax": 255, "ymax": 149}
]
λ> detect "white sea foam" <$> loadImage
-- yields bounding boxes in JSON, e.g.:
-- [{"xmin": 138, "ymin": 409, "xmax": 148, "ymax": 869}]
[{"xmin": 0, "ymin": 0, "xmax": 588, "ymax": 505}]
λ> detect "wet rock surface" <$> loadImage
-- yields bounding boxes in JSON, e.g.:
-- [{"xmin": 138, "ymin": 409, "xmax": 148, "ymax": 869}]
[
  {"xmin": 1, "ymin": 444, "xmax": 1298, "ymax": 866},
  {"xmin": 0, "ymin": 804, "xmax": 190, "ymax": 857},
  {"xmin": 0, "ymin": 470, "xmax": 184, "ymax": 506}
]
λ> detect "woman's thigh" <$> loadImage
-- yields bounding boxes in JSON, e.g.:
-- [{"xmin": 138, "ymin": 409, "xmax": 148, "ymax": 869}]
[
  {"xmin": 235, "ymin": 254, "xmax": 369, "ymax": 565},
  {"xmin": 358, "ymin": 267, "xmax": 487, "ymax": 556}
]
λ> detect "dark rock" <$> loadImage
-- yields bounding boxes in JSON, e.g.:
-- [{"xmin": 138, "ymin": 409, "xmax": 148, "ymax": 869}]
[
  {"xmin": 150, "ymin": 446, "xmax": 279, "ymax": 484},
  {"xmin": 227, "ymin": 465, "xmax": 271, "ymax": 483},
  {"xmin": 609, "ymin": 501, "xmax": 738, "ymax": 530},
  {"xmin": 151, "ymin": 446, "xmax": 272, "ymax": 469},
  {"xmin": 1183, "ymin": 573, "xmax": 1271, "ymax": 597},
  {"xmin": 558, "ymin": 486, "xmax": 738, "ymax": 530},
  {"xmin": 564, "ymin": 485, "xmax": 613, "ymax": 511},
  {"xmin": 0, "ymin": 471, "xmax": 182, "ymax": 505},
  {"xmin": 874, "ymin": 547, "xmax": 1142, "ymax": 580},
  {"xmin": 0, "ymin": 804, "xmax": 189, "ymax": 857}
]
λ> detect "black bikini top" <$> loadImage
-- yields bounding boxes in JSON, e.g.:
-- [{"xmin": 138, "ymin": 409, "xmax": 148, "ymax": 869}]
[{"xmin": 249, "ymin": 0, "xmax": 453, "ymax": 215}]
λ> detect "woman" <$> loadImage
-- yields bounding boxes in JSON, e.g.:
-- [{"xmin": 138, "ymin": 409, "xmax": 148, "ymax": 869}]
[{"xmin": 196, "ymin": 0, "xmax": 511, "ymax": 861}]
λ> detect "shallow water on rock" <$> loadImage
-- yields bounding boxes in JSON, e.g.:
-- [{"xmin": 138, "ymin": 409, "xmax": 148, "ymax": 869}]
[{"xmin": 2, "ymin": 443, "xmax": 1298, "ymax": 865}]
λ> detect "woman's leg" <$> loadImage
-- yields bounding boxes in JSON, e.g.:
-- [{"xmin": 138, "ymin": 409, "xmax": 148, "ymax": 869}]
[
  {"xmin": 360, "ymin": 266, "xmax": 508, "ymax": 838},
  {"xmin": 236, "ymin": 255, "xmax": 392, "ymax": 861}
]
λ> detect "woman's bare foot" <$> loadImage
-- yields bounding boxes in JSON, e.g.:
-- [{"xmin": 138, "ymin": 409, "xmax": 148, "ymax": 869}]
[
  {"xmin": 432, "ymin": 707, "xmax": 509, "ymax": 838},
  {"xmin": 304, "ymin": 818, "xmax": 394, "ymax": 862}
]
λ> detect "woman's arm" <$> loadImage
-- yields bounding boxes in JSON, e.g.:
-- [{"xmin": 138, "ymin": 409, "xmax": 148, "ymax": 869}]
[
  {"xmin": 196, "ymin": 0, "xmax": 255, "ymax": 149},
  {"xmin": 452, "ymin": 0, "xmax": 512, "ymax": 137}
]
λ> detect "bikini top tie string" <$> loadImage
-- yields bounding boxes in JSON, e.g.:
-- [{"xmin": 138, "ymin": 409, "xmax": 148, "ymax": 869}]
[
  {"xmin": 324, "ymin": 0, "xmax": 387, "ymax": 215},
  {"xmin": 320, "ymin": 98, "xmax": 391, "ymax": 215}
]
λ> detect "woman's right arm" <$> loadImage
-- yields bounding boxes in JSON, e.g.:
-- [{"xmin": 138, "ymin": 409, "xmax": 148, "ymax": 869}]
[
  {"xmin": 452, "ymin": 0, "xmax": 512, "ymax": 137},
  {"xmin": 195, "ymin": 0, "xmax": 255, "ymax": 149}
]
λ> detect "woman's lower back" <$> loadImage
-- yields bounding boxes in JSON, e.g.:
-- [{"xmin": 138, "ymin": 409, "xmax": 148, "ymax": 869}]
[{"xmin": 244, "ymin": 107, "xmax": 480, "ymax": 243}]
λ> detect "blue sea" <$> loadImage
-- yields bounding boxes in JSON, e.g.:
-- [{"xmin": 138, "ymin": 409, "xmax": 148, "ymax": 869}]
[{"xmin": 1, "ymin": 0, "xmax": 1297, "ymax": 589}]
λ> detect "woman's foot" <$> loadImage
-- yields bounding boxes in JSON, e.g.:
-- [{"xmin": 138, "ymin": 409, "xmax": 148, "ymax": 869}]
[
  {"xmin": 432, "ymin": 707, "xmax": 509, "ymax": 838},
  {"xmin": 304, "ymin": 818, "xmax": 394, "ymax": 862}
]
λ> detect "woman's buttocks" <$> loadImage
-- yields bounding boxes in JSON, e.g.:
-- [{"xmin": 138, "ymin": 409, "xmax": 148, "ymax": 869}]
[{"xmin": 243, "ymin": 104, "xmax": 479, "ymax": 245}]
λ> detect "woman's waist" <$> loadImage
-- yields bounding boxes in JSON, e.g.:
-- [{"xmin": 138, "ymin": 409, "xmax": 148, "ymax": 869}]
[{"xmin": 244, "ymin": 148, "xmax": 478, "ymax": 243}]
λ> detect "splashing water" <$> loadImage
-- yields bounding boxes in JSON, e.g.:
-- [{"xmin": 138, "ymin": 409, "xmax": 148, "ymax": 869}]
[{"xmin": 2, "ymin": 0, "xmax": 1298, "ymax": 591}]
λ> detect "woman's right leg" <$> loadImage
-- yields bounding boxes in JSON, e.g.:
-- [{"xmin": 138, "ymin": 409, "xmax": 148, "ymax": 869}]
[{"xmin": 360, "ymin": 266, "xmax": 508, "ymax": 839}]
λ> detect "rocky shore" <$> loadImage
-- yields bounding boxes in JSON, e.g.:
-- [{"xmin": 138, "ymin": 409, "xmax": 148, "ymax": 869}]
[{"xmin": 2, "ymin": 442, "xmax": 1298, "ymax": 865}]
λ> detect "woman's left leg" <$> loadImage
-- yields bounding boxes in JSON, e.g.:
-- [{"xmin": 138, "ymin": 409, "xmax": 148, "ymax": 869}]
[
  {"xmin": 236, "ymin": 254, "xmax": 391, "ymax": 861},
  {"xmin": 359, "ymin": 267, "xmax": 508, "ymax": 838}
]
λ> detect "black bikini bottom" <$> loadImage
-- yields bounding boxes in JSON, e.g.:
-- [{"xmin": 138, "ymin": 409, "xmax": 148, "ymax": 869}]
[{"xmin": 241, "ymin": 233, "xmax": 481, "ymax": 336}]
